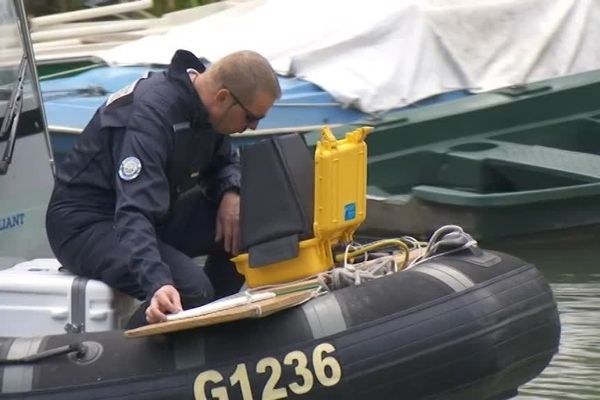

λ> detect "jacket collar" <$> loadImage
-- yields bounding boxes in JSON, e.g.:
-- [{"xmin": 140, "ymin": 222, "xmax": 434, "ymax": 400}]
[{"xmin": 167, "ymin": 49, "xmax": 211, "ymax": 130}]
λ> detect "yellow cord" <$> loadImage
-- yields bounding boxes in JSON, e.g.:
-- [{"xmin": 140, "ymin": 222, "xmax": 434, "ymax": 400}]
[{"xmin": 334, "ymin": 239, "xmax": 411, "ymax": 269}]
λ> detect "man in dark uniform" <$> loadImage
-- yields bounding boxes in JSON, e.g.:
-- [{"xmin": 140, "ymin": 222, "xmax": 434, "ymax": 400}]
[{"xmin": 46, "ymin": 49, "xmax": 281, "ymax": 325}]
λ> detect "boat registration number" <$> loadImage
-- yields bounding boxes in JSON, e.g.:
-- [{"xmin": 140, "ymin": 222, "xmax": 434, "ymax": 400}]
[{"xmin": 194, "ymin": 342, "xmax": 342, "ymax": 399}]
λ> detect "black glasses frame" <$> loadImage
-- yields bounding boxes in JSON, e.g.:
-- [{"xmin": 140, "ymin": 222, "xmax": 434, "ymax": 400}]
[{"xmin": 223, "ymin": 85, "xmax": 264, "ymax": 123}]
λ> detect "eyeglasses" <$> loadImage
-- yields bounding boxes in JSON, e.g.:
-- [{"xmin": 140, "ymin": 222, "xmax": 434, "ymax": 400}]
[{"xmin": 223, "ymin": 85, "xmax": 264, "ymax": 124}]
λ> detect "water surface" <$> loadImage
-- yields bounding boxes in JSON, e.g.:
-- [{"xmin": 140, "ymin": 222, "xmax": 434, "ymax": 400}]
[{"xmin": 487, "ymin": 227, "xmax": 600, "ymax": 399}]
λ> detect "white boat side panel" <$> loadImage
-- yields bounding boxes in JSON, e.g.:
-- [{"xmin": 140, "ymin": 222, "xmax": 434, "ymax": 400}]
[{"xmin": 0, "ymin": 133, "xmax": 54, "ymax": 259}]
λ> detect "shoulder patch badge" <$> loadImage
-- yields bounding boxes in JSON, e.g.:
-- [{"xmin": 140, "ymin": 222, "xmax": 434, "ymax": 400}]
[{"xmin": 119, "ymin": 156, "xmax": 142, "ymax": 181}]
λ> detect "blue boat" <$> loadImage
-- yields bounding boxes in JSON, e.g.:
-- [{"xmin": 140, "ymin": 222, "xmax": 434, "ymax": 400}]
[
  {"xmin": 40, "ymin": 65, "xmax": 467, "ymax": 161},
  {"xmin": 41, "ymin": 65, "xmax": 364, "ymax": 159}
]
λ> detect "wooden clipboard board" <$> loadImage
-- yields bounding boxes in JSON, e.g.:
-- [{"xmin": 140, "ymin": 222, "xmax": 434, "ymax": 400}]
[{"xmin": 125, "ymin": 288, "xmax": 316, "ymax": 338}]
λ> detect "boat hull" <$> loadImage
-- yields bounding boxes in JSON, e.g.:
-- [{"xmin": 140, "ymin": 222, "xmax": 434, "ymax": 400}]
[{"xmin": 0, "ymin": 249, "xmax": 560, "ymax": 400}]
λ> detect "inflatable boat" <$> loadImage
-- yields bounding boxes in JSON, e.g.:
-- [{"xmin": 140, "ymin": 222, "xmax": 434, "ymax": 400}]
[
  {"xmin": 0, "ymin": 246, "xmax": 559, "ymax": 400},
  {"xmin": 0, "ymin": 4, "xmax": 560, "ymax": 396},
  {"xmin": 0, "ymin": 128, "xmax": 560, "ymax": 400}
]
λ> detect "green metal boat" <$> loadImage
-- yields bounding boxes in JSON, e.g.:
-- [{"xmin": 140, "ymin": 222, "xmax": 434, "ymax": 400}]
[{"xmin": 304, "ymin": 69, "xmax": 600, "ymax": 241}]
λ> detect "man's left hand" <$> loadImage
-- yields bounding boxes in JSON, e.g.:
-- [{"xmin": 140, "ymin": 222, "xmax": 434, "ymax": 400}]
[{"xmin": 215, "ymin": 191, "xmax": 240, "ymax": 255}]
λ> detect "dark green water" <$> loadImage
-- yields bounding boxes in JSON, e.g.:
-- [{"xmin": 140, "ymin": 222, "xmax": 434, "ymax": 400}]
[{"xmin": 485, "ymin": 226, "xmax": 600, "ymax": 399}]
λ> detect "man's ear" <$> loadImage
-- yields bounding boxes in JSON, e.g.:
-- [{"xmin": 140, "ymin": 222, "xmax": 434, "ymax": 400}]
[{"xmin": 215, "ymin": 88, "xmax": 230, "ymax": 105}]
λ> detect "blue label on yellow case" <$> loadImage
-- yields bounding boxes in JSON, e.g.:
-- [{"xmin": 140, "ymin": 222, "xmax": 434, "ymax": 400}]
[{"xmin": 344, "ymin": 203, "xmax": 356, "ymax": 220}]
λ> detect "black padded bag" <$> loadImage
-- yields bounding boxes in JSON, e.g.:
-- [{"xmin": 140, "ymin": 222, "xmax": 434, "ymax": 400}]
[{"xmin": 238, "ymin": 134, "xmax": 314, "ymax": 267}]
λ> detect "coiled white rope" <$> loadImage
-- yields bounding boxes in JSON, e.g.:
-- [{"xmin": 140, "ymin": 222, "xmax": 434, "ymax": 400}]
[
  {"xmin": 244, "ymin": 225, "xmax": 478, "ymax": 293},
  {"xmin": 405, "ymin": 225, "xmax": 478, "ymax": 270},
  {"xmin": 322, "ymin": 225, "xmax": 478, "ymax": 290}
]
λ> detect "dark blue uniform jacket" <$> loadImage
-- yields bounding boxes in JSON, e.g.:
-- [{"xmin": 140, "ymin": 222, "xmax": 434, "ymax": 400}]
[{"xmin": 48, "ymin": 50, "xmax": 241, "ymax": 296}]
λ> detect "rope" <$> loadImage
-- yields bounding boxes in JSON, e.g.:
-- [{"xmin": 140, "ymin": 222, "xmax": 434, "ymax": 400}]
[
  {"xmin": 321, "ymin": 225, "xmax": 477, "ymax": 290},
  {"xmin": 242, "ymin": 225, "xmax": 477, "ymax": 293},
  {"xmin": 322, "ymin": 236, "xmax": 420, "ymax": 290},
  {"xmin": 327, "ymin": 254, "xmax": 397, "ymax": 289},
  {"xmin": 405, "ymin": 225, "xmax": 478, "ymax": 270}
]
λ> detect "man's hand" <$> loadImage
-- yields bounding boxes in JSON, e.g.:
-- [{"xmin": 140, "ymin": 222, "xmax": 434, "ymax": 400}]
[
  {"xmin": 145, "ymin": 284, "xmax": 182, "ymax": 324},
  {"xmin": 215, "ymin": 191, "xmax": 240, "ymax": 255}
]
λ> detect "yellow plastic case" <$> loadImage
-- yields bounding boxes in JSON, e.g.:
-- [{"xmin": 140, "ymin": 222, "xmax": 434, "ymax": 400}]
[
  {"xmin": 234, "ymin": 126, "xmax": 372, "ymax": 287},
  {"xmin": 313, "ymin": 126, "xmax": 370, "ymax": 244},
  {"xmin": 232, "ymin": 238, "xmax": 332, "ymax": 287}
]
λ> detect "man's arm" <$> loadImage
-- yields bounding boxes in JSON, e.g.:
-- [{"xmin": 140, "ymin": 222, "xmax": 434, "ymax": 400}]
[
  {"xmin": 204, "ymin": 136, "xmax": 241, "ymax": 201},
  {"xmin": 215, "ymin": 191, "xmax": 240, "ymax": 255},
  {"xmin": 204, "ymin": 136, "xmax": 242, "ymax": 254},
  {"xmin": 113, "ymin": 100, "xmax": 180, "ymax": 321}
]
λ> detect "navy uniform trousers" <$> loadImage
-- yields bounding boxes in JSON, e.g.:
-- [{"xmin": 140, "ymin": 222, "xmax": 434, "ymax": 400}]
[{"xmin": 46, "ymin": 186, "xmax": 244, "ymax": 327}]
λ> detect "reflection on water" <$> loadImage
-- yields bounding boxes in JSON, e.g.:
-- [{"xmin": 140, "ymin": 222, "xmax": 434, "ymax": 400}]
[
  {"xmin": 484, "ymin": 226, "xmax": 600, "ymax": 399},
  {"xmin": 519, "ymin": 280, "xmax": 600, "ymax": 399}
]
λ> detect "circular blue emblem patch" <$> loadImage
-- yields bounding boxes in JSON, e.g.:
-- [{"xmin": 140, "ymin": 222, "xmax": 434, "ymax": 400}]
[{"xmin": 118, "ymin": 156, "xmax": 142, "ymax": 181}]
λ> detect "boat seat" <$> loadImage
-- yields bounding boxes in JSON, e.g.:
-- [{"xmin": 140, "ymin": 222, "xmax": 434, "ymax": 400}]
[
  {"xmin": 371, "ymin": 140, "xmax": 600, "ymax": 207},
  {"xmin": 410, "ymin": 141, "xmax": 600, "ymax": 206},
  {"xmin": 450, "ymin": 140, "xmax": 600, "ymax": 179}
]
